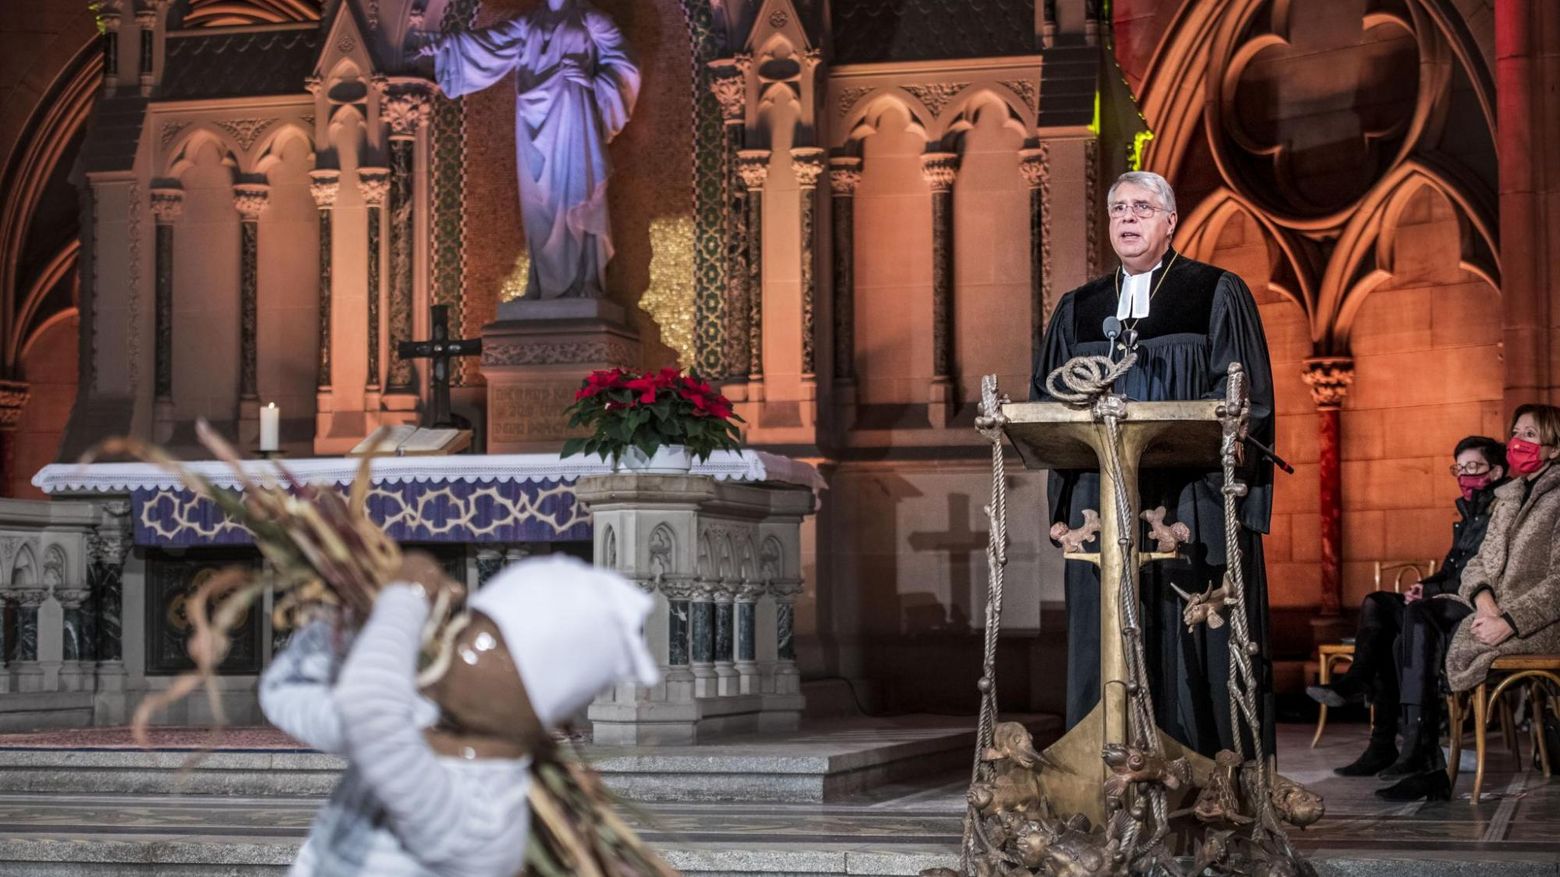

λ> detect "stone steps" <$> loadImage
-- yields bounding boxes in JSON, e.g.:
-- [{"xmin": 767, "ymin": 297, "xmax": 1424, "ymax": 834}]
[{"xmin": 0, "ymin": 714, "xmax": 1054, "ymax": 803}]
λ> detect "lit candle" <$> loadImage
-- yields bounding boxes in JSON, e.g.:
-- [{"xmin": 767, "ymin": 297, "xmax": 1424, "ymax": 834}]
[{"xmin": 259, "ymin": 403, "xmax": 280, "ymax": 452}]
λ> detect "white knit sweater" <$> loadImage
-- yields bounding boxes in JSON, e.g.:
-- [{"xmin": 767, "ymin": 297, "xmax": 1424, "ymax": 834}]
[{"xmin": 260, "ymin": 587, "xmax": 531, "ymax": 877}]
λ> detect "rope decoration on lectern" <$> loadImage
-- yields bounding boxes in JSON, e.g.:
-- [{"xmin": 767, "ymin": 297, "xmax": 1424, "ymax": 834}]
[
  {"xmin": 1044, "ymin": 350, "xmax": 1137, "ymax": 407},
  {"xmin": 961, "ymin": 374, "xmax": 1011, "ymax": 872}
]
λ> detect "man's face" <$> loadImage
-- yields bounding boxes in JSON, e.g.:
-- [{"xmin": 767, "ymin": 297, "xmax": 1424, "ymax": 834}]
[{"xmin": 1109, "ymin": 181, "xmax": 1176, "ymax": 268}]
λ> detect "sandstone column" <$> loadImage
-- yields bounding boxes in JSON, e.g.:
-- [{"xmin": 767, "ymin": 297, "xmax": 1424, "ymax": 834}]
[
  {"xmin": 233, "ymin": 183, "xmax": 269, "ymax": 434},
  {"xmin": 309, "ymin": 171, "xmax": 339, "ymax": 407},
  {"xmin": 792, "ymin": 147, "xmax": 825, "ymax": 383},
  {"xmin": 1303, "ymin": 356, "xmax": 1354, "ymax": 630},
  {"xmin": 383, "ymin": 86, "xmax": 431, "ymax": 399},
  {"xmin": 736, "ymin": 150, "xmax": 770, "ymax": 384},
  {"xmin": 0, "ymin": 382, "xmax": 28, "ymax": 497},
  {"xmin": 829, "ymin": 156, "xmax": 862, "ymax": 406},
  {"xmin": 921, "ymin": 152, "xmax": 960, "ymax": 428},
  {"xmin": 1019, "ymin": 147, "xmax": 1049, "ymax": 325},
  {"xmin": 358, "ymin": 168, "xmax": 390, "ymax": 416},
  {"xmin": 710, "ymin": 59, "xmax": 749, "ymax": 378},
  {"xmin": 150, "ymin": 187, "xmax": 182, "ymax": 437}
]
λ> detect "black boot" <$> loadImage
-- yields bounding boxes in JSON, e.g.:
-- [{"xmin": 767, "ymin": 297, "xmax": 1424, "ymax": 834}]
[
  {"xmin": 1306, "ymin": 676, "xmax": 1368, "ymax": 709},
  {"xmin": 1334, "ymin": 738, "xmax": 1399, "ymax": 777},
  {"xmin": 1381, "ymin": 705, "xmax": 1440, "ymax": 780},
  {"xmin": 1375, "ymin": 768, "xmax": 1451, "ymax": 802}
]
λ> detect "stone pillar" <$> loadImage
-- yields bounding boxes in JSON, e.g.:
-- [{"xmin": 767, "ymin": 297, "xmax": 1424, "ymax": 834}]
[
  {"xmin": 791, "ymin": 147, "xmax": 825, "ymax": 383},
  {"xmin": 735, "ymin": 583, "xmax": 762, "ymax": 694},
  {"xmin": 710, "ymin": 59, "xmax": 748, "ymax": 378},
  {"xmin": 714, "ymin": 590, "xmax": 737, "ymax": 696},
  {"xmin": 736, "ymin": 150, "xmax": 770, "ymax": 384},
  {"xmin": 233, "ymin": 183, "xmax": 269, "ymax": 435},
  {"xmin": 921, "ymin": 152, "xmax": 960, "ymax": 428},
  {"xmin": 134, "ymin": 5, "xmax": 155, "ymax": 95},
  {"xmin": 0, "ymin": 381, "xmax": 29, "ymax": 497},
  {"xmin": 150, "ymin": 187, "xmax": 182, "ymax": 436},
  {"xmin": 13, "ymin": 587, "xmax": 46, "ymax": 692},
  {"xmin": 56, "ymin": 586, "xmax": 90, "ymax": 692},
  {"xmin": 661, "ymin": 578, "xmax": 696, "ymax": 704},
  {"xmin": 1303, "ymin": 356, "xmax": 1354, "ymax": 631},
  {"xmin": 690, "ymin": 587, "xmax": 717, "ymax": 698},
  {"xmin": 383, "ymin": 86, "xmax": 431, "ymax": 399},
  {"xmin": 358, "ymin": 168, "xmax": 389, "ymax": 414},
  {"xmin": 309, "ymin": 170, "xmax": 339, "ymax": 437},
  {"xmin": 1040, "ymin": 0, "xmax": 1057, "ymax": 47},
  {"xmin": 769, "ymin": 577, "xmax": 802, "ymax": 697},
  {"xmin": 1018, "ymin": 147, "xmax": 1049, "ymax": 325},
  {"xmin": 829, "ymin": 156, "xmax": 862, "ymax": 406},
  {"xmin": 89, "ymin": 501, "xmax": 132, "ymax": 721},
  {"xmin": 101, "ymin": 7, "xmax": 122, "ymax": 94}
]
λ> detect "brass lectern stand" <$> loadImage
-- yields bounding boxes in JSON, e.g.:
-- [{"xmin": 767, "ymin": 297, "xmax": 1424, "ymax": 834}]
[{"xmin": 998, "ymin": 398, "xmax": 1227, "ymax": 827}]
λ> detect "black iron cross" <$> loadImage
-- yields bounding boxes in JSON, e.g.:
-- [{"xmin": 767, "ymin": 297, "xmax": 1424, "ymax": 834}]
[{"xmin": 396, "ymin": 304, "xmax": 482, "ymax": 428}]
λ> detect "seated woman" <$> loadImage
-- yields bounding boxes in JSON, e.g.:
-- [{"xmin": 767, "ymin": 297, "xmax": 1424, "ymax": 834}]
[
  {"xmin": 1306, "ymin": 436, "xmax": 1508, "ymax": 778},
  {"xmin": 1427, "ymin": 404, "xmax": 1560, "ymax": 799}
]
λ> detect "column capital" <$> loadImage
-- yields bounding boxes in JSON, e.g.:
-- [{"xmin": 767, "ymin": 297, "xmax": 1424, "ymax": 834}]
[
  {"xmin": 1302, "ymin": 356, "xmax": 1355, "ymax": 409},
  {"xmin": 100, "ymin": 7, "xmax": 123, "ymax": 30},
  {"xmin": 133, "ymin": 6, "xmax": 156, "ymax": 27},
  {"xmin": 735, "ymin": 149, "xmax": 771, "ymax": 191},
  {"xmin": 828, "ymin": 156, "xmax": 862, "ymax": 196},
  {"xmin": 55, "ymin": 588, "xmax": 90, "ymax": 610},
  {"xmin": 707, "ymin": 59, "xmax": 746, "ymax": 124},
  {"xmin": 149, "ymin": 187, "xmax": 183, "ymax": 223},
  {"xmin": 1017, "ymin": 146, "xmax": 1049, "ymax": 190},
  {"xmin": 233, "ymin": 183, "xmax": 270, "ymax": 220},
  {"xmin": 768, "ymin": 577, "xmax": 804, "ymax": 600},
  {"xmin": 790, "ymin": 147, "xmax": 826, "ymax": 188},
  {"xmin": 304, "ymin": 74, "xmax": 325, "ymax": 98},
  {"xmin": 308, "ymin": 169, "xmax": 341, "ymax": 208},
  {"xmin": 14, "ymin": 588, "xmax": 48, "ymax": 608},
  {"xmin": 383, "ymin": 88, "xmax": 433, "ymax": 139},
  {"xmin": 0, "ymin": 379, "xmax": 28, "ymax": 431},
  {"xmin": 920, "ymin": 152, "xmax": 960, "ymax": 192},
  {"xmin": 357, "ymin": 167, "xmax": 390, "ymax": 206}
]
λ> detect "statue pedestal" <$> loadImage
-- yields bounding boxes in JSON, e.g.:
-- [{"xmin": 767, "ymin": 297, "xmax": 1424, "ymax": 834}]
[{"xmin": 481, "ymin": 299, "xmax": 640, "ymax": 453}]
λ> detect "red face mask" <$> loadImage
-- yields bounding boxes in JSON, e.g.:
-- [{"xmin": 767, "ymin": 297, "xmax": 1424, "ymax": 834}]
[
  {"xmin": 1507, "ymin": 437, "xmax": 1549, "ymax": 476},
  {"xmin": 1457, "ymin": 473, "xmax": 1496, "ymax": 501}
]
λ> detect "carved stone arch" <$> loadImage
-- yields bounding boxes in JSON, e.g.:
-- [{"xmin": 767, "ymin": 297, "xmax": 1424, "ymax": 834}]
[
  {"xmin": 164, "ymin": 125, "xmax": 245, "ymax": 181},
  {"xmin": 13, "ymin": 242, "xmax": 80, "ymax": 372},
  {"xmin": 327, "ymin": 103, "xmax": 370, "ymax": 164},
  {"xmin": 717, "ymin": 531, "xmax": 736, "ymax": 579},
  {"xmin": 1327, "ymin": 164, "xmax": 1499, "ymax": 350},
  {"xmin": 697, "ymin": 530, "xmax": 715, "ymax": 578},
  {"xmin": 934, "ymin": 86, "xmax": 1032, "ymax": 148},
  {"xmin": 758, "ymin": 534, "xmax": 783, "ymax": 580},
  {"xmin": 839, "ymin": 90, "xmax": 932, "ymax": 149},
  {"xmin": 603, "ymin": 524, "xmax": 618, "ymax": 569},
  {"xmin": 1176, "ymin": 188, "xmax": 1317, "ymax": 321},
  {"xmin": 43, "ymin": 544, "xmax": 67, "ymax": 591},
  {"xmin": 253, "ymin": 123, "xmax": 318, "ymax": 179},
  {"xmin": 649, "ymin": 522, "xmax": 676, "ymax": 578},
  {"xmin": 737, "ymin": 534, "xmax": 756, "ymax": 580},
  {"xmin": 12, "ymin": 542, "xmax": 38, "ymax": 589}
]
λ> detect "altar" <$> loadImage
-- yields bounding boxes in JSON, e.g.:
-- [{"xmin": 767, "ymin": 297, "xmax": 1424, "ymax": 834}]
[{"xmin": 26, "ymin": 452, "xmax": 824, "ymax": 741}]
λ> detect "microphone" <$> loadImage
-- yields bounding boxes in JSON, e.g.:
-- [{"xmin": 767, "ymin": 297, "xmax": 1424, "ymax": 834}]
[{"xmin": 1102, "ymin": 316, "xmax": 1122, "ymax": 343}]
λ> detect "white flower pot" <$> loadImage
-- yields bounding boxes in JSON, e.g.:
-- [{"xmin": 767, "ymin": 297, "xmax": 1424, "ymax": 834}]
[{"xmin": 613, "ymin": 444, "xmax": 693, "ymax": 474}]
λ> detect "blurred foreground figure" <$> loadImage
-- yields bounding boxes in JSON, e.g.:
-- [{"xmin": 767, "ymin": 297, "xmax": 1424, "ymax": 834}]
[{"xmin": 261, "ymin": 554, "xmax": 660, "ymax": 876}]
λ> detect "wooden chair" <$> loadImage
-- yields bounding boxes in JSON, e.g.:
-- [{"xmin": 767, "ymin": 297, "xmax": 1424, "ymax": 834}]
[
  {"xmin": 1447, "ymin": 655, "xmax": 1560, "ymax": 803},
  {"xmin": 1311, "ymin": 560, "xmax": 1437, "ymax": 748}
]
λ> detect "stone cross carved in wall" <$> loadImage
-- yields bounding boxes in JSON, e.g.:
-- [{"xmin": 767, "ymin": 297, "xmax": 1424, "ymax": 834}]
[{"xmin": 396, "ymin": 304, "xmax": 482, "ymax": 429}]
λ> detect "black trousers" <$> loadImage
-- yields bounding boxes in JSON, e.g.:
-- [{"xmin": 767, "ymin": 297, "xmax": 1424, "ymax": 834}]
[{"xmin": 1344, "ymin": 593, "xmax": 1472, "ymax": 740}]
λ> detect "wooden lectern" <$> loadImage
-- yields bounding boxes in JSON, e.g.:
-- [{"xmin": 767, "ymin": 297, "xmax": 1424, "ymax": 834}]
[{"xmin": 999, "ymin": 397, "xmax": 1227, "ymax": 827}]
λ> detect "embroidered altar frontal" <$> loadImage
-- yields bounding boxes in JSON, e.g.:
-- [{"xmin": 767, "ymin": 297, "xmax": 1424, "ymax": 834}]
[
  {"xmin": 131, "ymin": 479, "xmax": 587, "ymax": 547},
  {"xmin": 33, "ymin": 452, "xmax": 825, "ymax": 549}
]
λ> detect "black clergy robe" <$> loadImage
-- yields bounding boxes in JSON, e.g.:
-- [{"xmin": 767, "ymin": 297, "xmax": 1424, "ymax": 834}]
[{"xmin": 1030, "ymin": 249, "xmax": 1277, "ymax": 758}]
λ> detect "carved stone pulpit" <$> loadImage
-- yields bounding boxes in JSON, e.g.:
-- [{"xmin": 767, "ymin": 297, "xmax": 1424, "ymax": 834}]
[{"xmin": 998, "ymin": 398, "xmax": 1226, "ymax": 827}]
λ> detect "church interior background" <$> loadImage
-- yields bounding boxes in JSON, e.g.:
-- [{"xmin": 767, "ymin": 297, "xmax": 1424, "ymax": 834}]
[{"xmin": 1, "ymin": 0, "xmax": 1559, "ymax": 870}]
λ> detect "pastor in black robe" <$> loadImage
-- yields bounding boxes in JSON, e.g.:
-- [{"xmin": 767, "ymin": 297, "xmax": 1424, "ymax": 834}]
[{"xmin": 1030, "ymin": 248, "xmax": 1277, "ymax": 758}]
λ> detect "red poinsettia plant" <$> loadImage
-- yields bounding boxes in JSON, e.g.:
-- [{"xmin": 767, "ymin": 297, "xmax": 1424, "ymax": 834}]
[{"xmin": 562, "ymin": 366, "xmax": 744, "ymax": 464}]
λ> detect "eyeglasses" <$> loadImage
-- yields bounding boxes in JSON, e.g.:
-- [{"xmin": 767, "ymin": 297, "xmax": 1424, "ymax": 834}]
[
  {"xmin": 1449, "ymin": 463, "xmax": 1491, "ymax": 476},
  {"xmin": 1108, "ymin": 201, "xmax": 1166, "ymax": 219}
]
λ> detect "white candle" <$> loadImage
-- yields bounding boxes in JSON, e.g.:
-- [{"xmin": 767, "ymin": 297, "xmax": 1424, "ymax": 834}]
[{"xmin": 259, "ymin": 403, "xmax": 280, "ymax": 452}]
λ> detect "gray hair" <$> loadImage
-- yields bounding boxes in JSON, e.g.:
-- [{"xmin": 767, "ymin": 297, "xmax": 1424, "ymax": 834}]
[{"xmin": 1107, "ymin": 171, "xmax": 1177, "ymax": 215}]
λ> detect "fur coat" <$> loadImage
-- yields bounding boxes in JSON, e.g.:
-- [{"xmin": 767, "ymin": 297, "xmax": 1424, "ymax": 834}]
[{"xmin": 1446, "ymin": 464, "xmax": 1560, "ymax": 692}]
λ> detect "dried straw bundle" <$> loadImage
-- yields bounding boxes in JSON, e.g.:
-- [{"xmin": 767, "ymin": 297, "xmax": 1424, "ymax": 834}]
[{"xmin": 86, "ymin": 421, "xmax": 678, "ymax": 877}]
